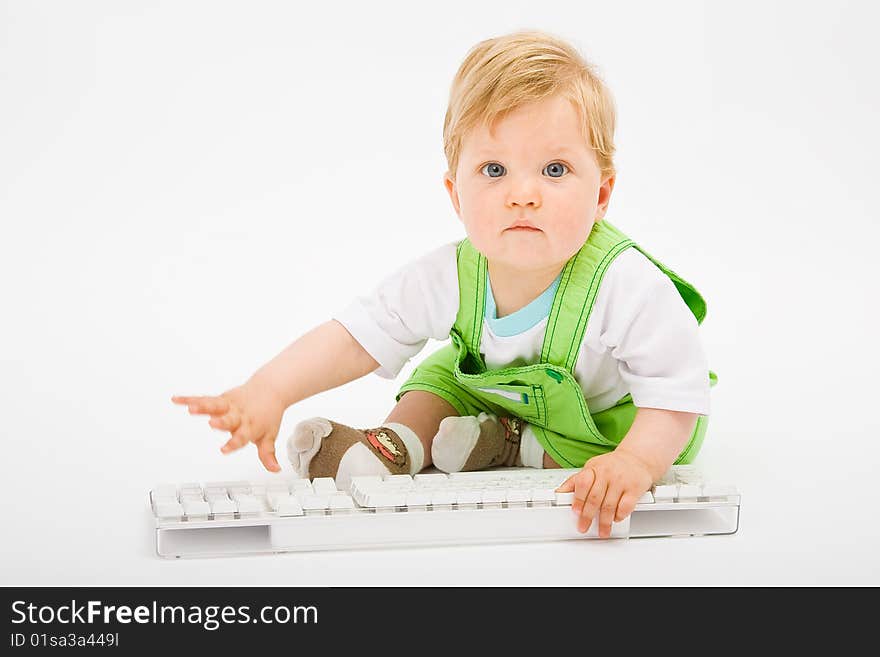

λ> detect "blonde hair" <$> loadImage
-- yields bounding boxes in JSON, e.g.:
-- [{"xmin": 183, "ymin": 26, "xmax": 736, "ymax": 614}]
[{"xmin": 443, "ymin": 30, "xmax": 616, "ymax": 182}]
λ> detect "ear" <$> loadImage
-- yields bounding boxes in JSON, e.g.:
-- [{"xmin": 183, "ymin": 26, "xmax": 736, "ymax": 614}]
[
  {"xmin": 595, "ymin": 175, "xmax": 615, "ymax": 221},
  {"xmin": 443, "ymin": 171, "xmax": 462, "ymax": 219}
]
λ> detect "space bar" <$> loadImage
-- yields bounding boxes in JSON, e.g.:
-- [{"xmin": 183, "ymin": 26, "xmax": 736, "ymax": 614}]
[{"xmin": 269, "ymin": 506, "xmax": 630, "ymax": 551}]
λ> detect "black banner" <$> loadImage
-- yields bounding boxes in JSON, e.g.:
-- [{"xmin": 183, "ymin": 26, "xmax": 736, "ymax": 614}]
[{"xmin": 0, "ymin": 586, "xmax": 869, "ymax": 651}]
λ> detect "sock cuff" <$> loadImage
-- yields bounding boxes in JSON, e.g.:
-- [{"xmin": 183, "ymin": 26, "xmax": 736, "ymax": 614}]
[
  {"xmin": 383, "ymin": 422, "xmax": 424, "ymax": 475},
  {"xmin": 520, "ymin": 424, "xmax": 545, "ymax": 469}
]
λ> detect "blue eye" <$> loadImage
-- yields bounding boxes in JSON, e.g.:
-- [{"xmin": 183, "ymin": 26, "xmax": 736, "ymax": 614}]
[
  {"xmin": 480, "ymin": 163, "xmax": 506, "ymax": 178},
  {"xmin": 479, "ymin": 162, "xmax": 569, "ymax": 178},
  {"xmin": 543, "ymin": 162, "xmax": 568, "ymax": 178}
]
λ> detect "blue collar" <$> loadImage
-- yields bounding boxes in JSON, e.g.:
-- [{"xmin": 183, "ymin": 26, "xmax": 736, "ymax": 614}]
[{"xmin": 485, "ymin": 270, "xmax": 562, "ymax": 337}]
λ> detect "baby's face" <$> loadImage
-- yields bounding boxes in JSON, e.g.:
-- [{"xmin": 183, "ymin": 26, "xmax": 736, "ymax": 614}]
[{"xmin": 445, "ymin": 94, "xmax": 613, "ymax": 274}]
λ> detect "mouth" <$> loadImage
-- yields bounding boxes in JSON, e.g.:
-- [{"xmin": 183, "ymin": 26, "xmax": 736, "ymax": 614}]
[{"xmin": 505, "ymin": 226, "xmax": 542, "ymax": 232}]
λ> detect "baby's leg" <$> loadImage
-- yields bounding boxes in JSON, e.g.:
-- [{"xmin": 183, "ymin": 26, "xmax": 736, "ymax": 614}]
[
  {"xmin": 287, "ymin": 391, "xmax": 458, "ymax": 487},
  {"xmin": 383, "ymin": 390, "xmax": 460, "ymax": 469}
]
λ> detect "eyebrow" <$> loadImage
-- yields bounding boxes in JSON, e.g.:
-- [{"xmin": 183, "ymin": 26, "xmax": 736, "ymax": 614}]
[{"xmin": 472, "ymin": 146, "xmax": 578, "ymax": 157}]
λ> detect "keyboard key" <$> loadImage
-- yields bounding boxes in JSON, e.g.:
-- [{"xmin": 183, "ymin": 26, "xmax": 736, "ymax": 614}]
[
  {"xmin": 154, "ymin": 485, "xmax": 178, "ymax": 500},
  {"xmin": 677, "ymin": 485, "xmax": 701, "ymax": 501},
  {"xmin": 206, "ymin": 491, "xmax": 230, "ymax": 503},
  {"xmin": 209, "ymin": 497, "xmax": 236, "ymax": 516},
  {"xmin": 405, "ymin": 491, "xmax": 433, "ymax": 507},
  {"xmin": 656, "ymin": 470, "xmax": 677, "ymax": 486},
  {"xmin": 384, "ymin": 474, "xmax": 413, "ymax": 483},
  {"xmin": 636, "ymin": 491, "xmax": 654, "ymax": 505},
  {"xmin": 234, "ymin": 495, "xmax": 262, "ymax": 515},
  {"xmin": 531, "ymin": 489, "xmax": 557, "ymax": 504},
  {"xmin": 653, "ymin": 485, "xmax": 678, "ymax": 502},
  {"xmin": 329, "ymin": 496, "xmax": 356, "ymax": 512},
  {"xmin": 430, "ymin": 489, "xmax": 458, "ymax": 506},
  {"xmin": 266, "ymin": 491, "xmax": 289, "ymax": 511},
  {"xmin": 204, "ymin": 480, "xmax": 241, "ymax": 489},
  {"xmin": 672, "ymin": 466, "xmax": 703, "ymax": 485},
  {"xmin": 182, "ymin": 499, "xmax": 210, "ymax": 519},
  {"xmin": 155, "ymin": 500, "xmax": 184, "ymax": 520},
  {"xmin": 414, "ymin": 473, "xmax": 448, "ymax": 485},
  {"xmin": 350, "ymin": 475, "xmax": 383, "ymax": 491},
  {"xmin": 481, "ymin": 489, "xmax": 506, "ymax": 504},
  {"xmin": 365, "ymin": 492, "xmax": 406, "ymax": 508},
  {"xmin": 554, "ymin": 492, "xmax": 575, "ymax": 506},
  {"xmin": 456, "ymin": 490, "xmax": 482, "ymax": 505},
  {"xmin": 276, "ymin": 496, "xmax": 304, "ymax": 517},
  {"xmin": 290, "ymin": 479, "xmax": 313, "ymax": 494},
  {"xmin": 298, "ymin": 494, "xmax": 330, "ymax": 510},
  {"xmin": 312, "ymin": 478, "xmax": 338, "ymax": 495},
  {"xmin": 505, "ymin": 489, "xmax": 531, "ymax": 504},
  {"xmin": 449, "ymin": 471, "xmax": 506, "ymax": 482}
]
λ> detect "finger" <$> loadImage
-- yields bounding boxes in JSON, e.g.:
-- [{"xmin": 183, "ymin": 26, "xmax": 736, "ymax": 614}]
[
  {"xmin": 598, "ymin": 482, "xmax": 624, "ymax": 538},
  {"xmin": 171, "ymin": 395, "xmax": 215, "ymax": 408},
  {"xmin": 207, "ymin": 407, "xmax": 242, "ymax": 433},
  {"xmin": 555, "ymin": 475, "xmax": 575, "ymax": 493},
  {"xmin": 182, "ymin": 397, "xmax": 230, "ymax": 416},
  {"xmin": 221, "ymin": 426, "xmax": 250, "ymax": 453},
  {"xmin": 578, "ymin": 471, "xmax": 607, "ymax": 534},
  {"xmin": 615, "ymin": 492, "xmax": 642, "ymax": 522},
  {"xmin": 571, "ymin": 467, "xmax": 596, "ymax": 518},
  {"xmin": 257, "ymin": 437, "xmax": 281, "ymax": 473}
]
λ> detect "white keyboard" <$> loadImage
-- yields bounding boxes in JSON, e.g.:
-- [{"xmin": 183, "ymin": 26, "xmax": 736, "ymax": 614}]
[{"xmin": 149, "ymin": 466, "xmax": 741, "ymax": 558}]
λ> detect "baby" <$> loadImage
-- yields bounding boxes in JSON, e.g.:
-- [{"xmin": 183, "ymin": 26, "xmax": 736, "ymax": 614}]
[{"xmin": 173, "ymin": 30, "xmax": 715, "ymax": 539}]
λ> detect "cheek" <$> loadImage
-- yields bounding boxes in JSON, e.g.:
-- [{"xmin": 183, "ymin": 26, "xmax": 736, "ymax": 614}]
[
  {"xmin": 458, "ymin": 190, "xmax": 497, "ymax": 231},
  {"xmin": 547, "ymin": 196, "xmax": 595, "ymax": 252}
]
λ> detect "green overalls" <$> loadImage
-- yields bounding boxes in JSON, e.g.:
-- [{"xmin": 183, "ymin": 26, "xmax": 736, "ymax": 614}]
[{"xmin": 396, "ymin": 220, "xmax": 717, "ymax": 468}]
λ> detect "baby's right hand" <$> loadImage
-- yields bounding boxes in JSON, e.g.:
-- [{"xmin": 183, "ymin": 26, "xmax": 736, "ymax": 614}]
[{"xmin": 171, "ymin": 380, "xmax": 286, "ymax": 472}]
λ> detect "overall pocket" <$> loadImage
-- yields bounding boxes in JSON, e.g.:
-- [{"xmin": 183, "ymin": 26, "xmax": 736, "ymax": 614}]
[{"xmin": 471, "ymin": 382, "xmax": 545, "ymax": 424}]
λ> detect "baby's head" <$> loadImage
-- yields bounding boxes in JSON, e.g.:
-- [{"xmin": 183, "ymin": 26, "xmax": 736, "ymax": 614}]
[{"xmin": 443, "ymin": 31, "xmax": 617, "ymax": 273}]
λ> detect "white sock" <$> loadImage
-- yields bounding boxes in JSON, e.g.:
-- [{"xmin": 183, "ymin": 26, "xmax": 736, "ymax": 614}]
[
  {"xmin": 519, "ymin": 424, "xmax": 545, "ymax": 469},
  {"xmin": 383, "ymin": 422, "xmax": 425, "ymax": 475},
  {"xmin": 431, "ymin": 413, "xmax": 488, "ymax": 473}
]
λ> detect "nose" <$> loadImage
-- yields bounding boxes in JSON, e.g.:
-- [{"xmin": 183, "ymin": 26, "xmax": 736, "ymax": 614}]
[{"xmin": 504, "ymin": 173, "xmax": 542, "ymax": 210}]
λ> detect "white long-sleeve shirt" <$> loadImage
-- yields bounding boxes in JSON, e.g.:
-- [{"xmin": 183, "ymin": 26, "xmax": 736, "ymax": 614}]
[{"xmin": 333, "ymin": 241, "xmax": 711, "ymax": 416}]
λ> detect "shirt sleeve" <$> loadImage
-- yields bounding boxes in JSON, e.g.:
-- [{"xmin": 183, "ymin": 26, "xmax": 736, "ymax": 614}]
[
  {"xmin": 598, "ymin": 248, "xmax": 712, "ymax": 415},
  {"xmin": 332, "ymin": 242, "xmax": 460, "ymax": 379}
]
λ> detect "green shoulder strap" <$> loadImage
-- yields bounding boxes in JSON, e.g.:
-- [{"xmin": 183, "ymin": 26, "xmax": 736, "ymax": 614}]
[
  {"xmin": 452, "ymin": 239, "xmax": 488, "ymax": 370},
  {"xmin": 543, "ymin": 220, "xmax": 708, "ymax": 373},
  {"xmin": 541, "ymin": 221, "xmax": 634, "ymax": 372}
]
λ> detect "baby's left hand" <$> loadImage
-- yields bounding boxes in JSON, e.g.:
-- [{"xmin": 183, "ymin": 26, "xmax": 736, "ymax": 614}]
[{"xmin": 555, "ymin": 449, "xmax": 654, "ymax": 537}]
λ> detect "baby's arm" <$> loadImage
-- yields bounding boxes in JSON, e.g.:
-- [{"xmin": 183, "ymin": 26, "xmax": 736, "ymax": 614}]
[
  {"xmin": 246, "ymin": 319, "xmax": 380, "ymax": 409},
  {"xmin": 615, "ymin": 407, "xmax": 698, "ymax": 480},
  {"xmin": 172, "ymin": 320, "xmax": 380, "ymax": 471}
]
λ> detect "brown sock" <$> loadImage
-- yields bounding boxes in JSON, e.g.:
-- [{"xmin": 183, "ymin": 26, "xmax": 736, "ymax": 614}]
[
  {"xmin": 460, "ymin": 414, "xmax": 524, "ymax": 471},
  {"xmin": 288, "ymin": 418, "xmax": 422, "ymax": 482}
]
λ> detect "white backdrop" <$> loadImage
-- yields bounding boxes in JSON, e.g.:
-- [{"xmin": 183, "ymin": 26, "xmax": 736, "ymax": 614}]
[{"xmin": 2, "ymin": 0, "xmax": 878, "ymax": 585}]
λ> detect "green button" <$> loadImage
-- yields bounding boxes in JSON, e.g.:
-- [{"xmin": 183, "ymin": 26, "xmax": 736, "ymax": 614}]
[{"xmin": 545, "ymin": 369, "xmax": 564, "ymax": 383}]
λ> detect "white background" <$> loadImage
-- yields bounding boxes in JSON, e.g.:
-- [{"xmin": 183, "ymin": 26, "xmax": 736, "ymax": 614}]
[{"xmin": 2, "ymin": 0, "xmax": 878, "ymax": 585}]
